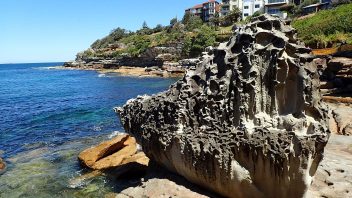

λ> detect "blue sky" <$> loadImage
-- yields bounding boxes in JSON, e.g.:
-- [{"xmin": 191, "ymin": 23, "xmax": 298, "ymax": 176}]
[{"xmin": 0, "ymin": 0, "xmax": 202, "ymax": 63}]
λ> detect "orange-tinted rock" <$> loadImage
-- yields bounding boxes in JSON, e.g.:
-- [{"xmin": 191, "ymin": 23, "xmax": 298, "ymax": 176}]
[
  {"xmin": 121, "ymin": 152, "xmax": 149, "ymax": 167},
  {"xmin": 78, "ymin": 134, "xmax": 130, "ymax": 168},
  {"xmin": 0, "ymin": 158, "xmax": 5, "ymax": 174},
  {"xmin": 92, "ymin": 137, "xmax": 137, "ymax": 170}
]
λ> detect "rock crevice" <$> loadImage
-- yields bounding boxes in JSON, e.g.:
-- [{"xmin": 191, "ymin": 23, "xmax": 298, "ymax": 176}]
[{"xmin": 116, "ymin": 14, "xmax": 330, "ymax": 198}]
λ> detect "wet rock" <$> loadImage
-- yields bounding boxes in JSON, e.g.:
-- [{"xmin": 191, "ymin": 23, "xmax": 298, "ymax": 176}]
[
  {"xmin": 0, "ymin": 158, "xmax": 6, "ymax": 174},
  {"xmin": 116, "ymin": 14, "xmax": 330, "ymax": 198},
  {"xmin": 69, "ymin": 170, "xmax": 102, "ymax": 188}
]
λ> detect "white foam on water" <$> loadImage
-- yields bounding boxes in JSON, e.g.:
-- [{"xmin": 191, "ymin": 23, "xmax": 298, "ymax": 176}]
[
  {"xmin": 32, "ymin": 66, "xmax": 65, "ymax": 70},
  {"xmin": 108, "ymin": 131, "xmax": 126, "ymax": 139}
]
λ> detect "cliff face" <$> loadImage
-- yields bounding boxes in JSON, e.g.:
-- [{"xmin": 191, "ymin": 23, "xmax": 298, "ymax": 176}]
[{"xmin": 116, "ymin": 14, "xmax": 330, "ymax": 198}]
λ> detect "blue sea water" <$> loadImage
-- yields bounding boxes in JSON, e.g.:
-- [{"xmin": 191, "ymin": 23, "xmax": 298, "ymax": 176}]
[{"xmin": 0, "ymin": 63, "xmax": 178, "ymax": 197}]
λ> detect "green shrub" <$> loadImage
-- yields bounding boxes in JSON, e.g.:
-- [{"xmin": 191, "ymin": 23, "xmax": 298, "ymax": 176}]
[
  {"xmin": 292, "ymin": 3, "xmax": 352, "ymax": 48},
  {"xmin": 184, "ymin": 15, "xmax": 204, "ymax": 31},
  {"xmin": 91, "ymin": 28, "xmax": 130, "ymax": 49},
  {"xmin": 182, "ymin": 25, "xmax": 217, "ymax": 57}
]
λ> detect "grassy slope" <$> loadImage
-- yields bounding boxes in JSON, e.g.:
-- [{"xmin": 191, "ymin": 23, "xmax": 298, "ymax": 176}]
[{"xmin": 292, "ymin": 3, "xmax": 352, "ymax": 48}]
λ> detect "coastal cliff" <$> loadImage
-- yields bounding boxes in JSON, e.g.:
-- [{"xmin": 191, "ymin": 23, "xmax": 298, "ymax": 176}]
[{"xmin": 116, "ymin": 14, "xmax": 330, "ymax": 197}]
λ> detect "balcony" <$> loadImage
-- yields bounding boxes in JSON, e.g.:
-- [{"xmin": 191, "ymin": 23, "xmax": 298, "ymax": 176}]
[{"xmin": 266, "ymin": 0, "xmax": 286, "ymax": 5}]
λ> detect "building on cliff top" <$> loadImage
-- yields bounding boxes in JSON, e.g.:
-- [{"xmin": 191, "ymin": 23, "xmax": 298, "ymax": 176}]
[
  {"xmin": 220, "ymin": 0, "xmax": 243, "ymax": 16},
  {"xmin": 185, "ymin": 0, "xmax": 221, "ymax": 22},
  {"xmin": 242, "ymin": 0, "xmax": 264, "ymax": 19},
  {"xmin": 186, "ymin": 0, "xmax": 333, "ymax": 21}
]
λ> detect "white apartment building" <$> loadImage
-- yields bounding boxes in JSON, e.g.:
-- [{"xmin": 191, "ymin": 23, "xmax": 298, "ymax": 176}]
[
  {"xmin": 220, "ymin": 0, "xmax": 292, "ymax": 20},
  {"xmin": 242, "ymin": 0, "xmax": 264, "ymax": 19},
  {"xmin": 264, "ymin": 0, "xmax": 290, "ymax": 19},
  {"xmin": 221, "ymin": 0, "xmax": 243, "ymax": 16}
]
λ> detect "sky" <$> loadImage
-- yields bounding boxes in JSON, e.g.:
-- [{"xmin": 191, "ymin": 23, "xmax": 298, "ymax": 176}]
[{"xmin": 0, "ymin": 0, "xmax": 203, "ymax": 63}]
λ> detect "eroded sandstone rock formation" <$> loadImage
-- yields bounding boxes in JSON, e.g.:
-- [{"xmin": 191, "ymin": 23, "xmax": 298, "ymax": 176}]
[{"xmin": 116, "ymin": 14, "xmax": 330, "ymax": 198}]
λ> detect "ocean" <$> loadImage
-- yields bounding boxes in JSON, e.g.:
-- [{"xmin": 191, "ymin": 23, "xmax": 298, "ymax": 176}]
[{"xmin": 0, "ymin": 62, "xmax": 178, "ymax": 197}]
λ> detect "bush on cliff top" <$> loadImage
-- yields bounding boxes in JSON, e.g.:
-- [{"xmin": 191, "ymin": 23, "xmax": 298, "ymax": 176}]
[
  {"xmin": 81, "ymin": 15, "xmax": 222, "ymax": 59},
  {"xmin": 292, "ymin": 3, "xmax": 352, "ymax": 48}
]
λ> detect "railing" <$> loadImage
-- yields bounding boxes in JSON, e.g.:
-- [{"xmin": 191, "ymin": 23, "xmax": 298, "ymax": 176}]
[{"xmin": 266, "ymin": 0, "xmax": 286, "ymax": 4}]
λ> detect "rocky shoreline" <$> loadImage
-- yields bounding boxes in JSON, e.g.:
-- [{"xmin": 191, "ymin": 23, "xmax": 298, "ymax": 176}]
[
  {"xmin": 63, "ymin": 60, "xmax": 200, "ymax": 78},
  {"xmin": 67, "ymin": 14, "xmax": 352, "ymax": 198},
  {"xmin": 64, "ymin": 50, "xmax": 202, "ymax": 78}
]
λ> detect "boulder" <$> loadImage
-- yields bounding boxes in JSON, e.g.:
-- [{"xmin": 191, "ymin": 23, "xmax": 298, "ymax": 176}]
[
  {"xmin": 0, "ymin": 158, "xmax": 5, "ymax": 174},
  {"xmin": 331, "ymin": 107, "xmax": 352, "ymax": 135},
  {"xmin": 155, "ymin": 53, "xmax": 177, "ymax": 62},
  {"xmin": 116, "ymin": 14, "xmax": 330, "ymax": 198},
  {"xmin": 78, "ymin": 134, "xmax": 137, "ymax": 170},
  {"xmin": 120, "ymin": 152, "xmax": 149, "ymax": 167},
  {"xmin": 92, "ymin": 137, "xmax": 137, "ymax": 170},
  {"xmin": 178, "ymin": 58, "xmax": 201, "ymax": 67}
]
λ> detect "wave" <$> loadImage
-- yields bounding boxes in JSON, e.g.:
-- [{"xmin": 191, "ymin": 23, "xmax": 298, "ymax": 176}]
[
  {"xmin": 108, "ymin": 131, "xmax": 126, "ymax": 139},
  {"xmin": 97, "ymin": 73, "xmax": 117, "ymax": 78},
  {"xmin": 32, "ymin": 66, "xmax": 65, "ymax": 70}
]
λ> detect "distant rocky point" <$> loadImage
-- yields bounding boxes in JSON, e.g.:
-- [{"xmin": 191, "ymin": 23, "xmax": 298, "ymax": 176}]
[{"xmin": 64, "ymin": 45, "xmax": 203, "ymax": 77}]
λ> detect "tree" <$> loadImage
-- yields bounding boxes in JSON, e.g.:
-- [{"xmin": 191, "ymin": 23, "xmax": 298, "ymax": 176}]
[
  {"xmin": 154, "ymin": 24, "xmax": 164, "ymax": 33},
  {"xmin": 184, "ymin": 15, "xmax": 204, "ymax": 31},
  {"xmin": 182, "ymin": 25, "xmax": 217, "ymax": 57},
  {"xmin": 182, "ymin": 12, "xmax": 192, "ymax": 24},
  {"xmin": 90, "ymin": 28, "xmax": 130, "ymax": 49},
  {"xmin": 142, "ymin": 21, "xmax": 149, "ymax": 29},
  {"xmin": 209, "ymin": 13, "xmax": 221, "ymax": 29},
  {"xmin": 170, "ymin": 17, "xmax": 178, "ymax": 27},
  {"xmin": 182, "ymin": 35, "xmax": 193, "ymax": 57},
  {"xmin": 223, "ymin": 8, "xmax": 242, "ymax": 26},
  {"xmin": 192, "ymin": 25, "xmax": 216, "ymax": 55}
]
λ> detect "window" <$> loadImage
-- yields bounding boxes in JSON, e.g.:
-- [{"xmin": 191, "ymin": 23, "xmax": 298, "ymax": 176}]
[
  {"xmin": 244, "ymin": 13, "xmax": 249, "ymax": 16},
  {"xmin": 255, "ymin": 4, "xmax": 260, "ymax": 8},
  {"xmin": 244, "ymin": 6, "xmax": 249, "ymax": 9},
  {"xmin": 267, "ymin": 0, "xmax": 285, "ymax": 3},
  {"xmin": 267, "ymin": 8, "xmax": 280, "ymax": 14}
]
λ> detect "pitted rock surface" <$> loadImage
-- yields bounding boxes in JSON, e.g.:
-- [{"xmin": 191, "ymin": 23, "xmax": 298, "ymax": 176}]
[{"xmin": 116, "ymin": 14, "xmax": 330, "ymax": 198}]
